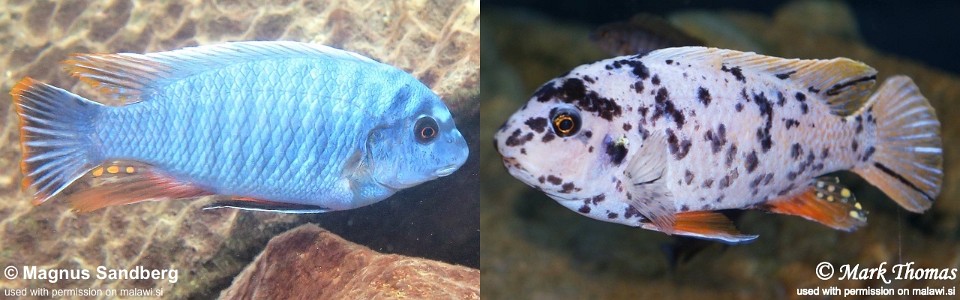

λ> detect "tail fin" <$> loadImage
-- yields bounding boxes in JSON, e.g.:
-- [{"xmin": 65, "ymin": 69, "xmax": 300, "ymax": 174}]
[
  {"xmin": 852, "ymin": 76, "xmax": 942, "ymax": 212},
  {"xmin": 11, "ymin": 77, "xmax": 103, "ymax": 205}
]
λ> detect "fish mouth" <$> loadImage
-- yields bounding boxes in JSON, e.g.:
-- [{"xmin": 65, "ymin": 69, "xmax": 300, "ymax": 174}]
[{"xmin": 434, "ymin": 164, "xmax": 460, "ymax": 177}]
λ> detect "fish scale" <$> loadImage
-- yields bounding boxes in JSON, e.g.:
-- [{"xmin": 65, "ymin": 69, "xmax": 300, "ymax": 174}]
[
  {"xmin": 13, "ymin": 41, "xmax": 468, "ymax": 213},
  {"xmin": 496, "ymin": 47, "xmax": 941, "ymax": 243}
]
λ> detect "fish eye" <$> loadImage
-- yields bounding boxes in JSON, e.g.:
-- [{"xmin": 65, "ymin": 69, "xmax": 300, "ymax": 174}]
[
  {"xmin": 550, "ymin": 108, "xmax": 581, "ymax": 137},
  {"xmin": 414, "ymin": 116, "xmax": 439, "ymax": 144}
]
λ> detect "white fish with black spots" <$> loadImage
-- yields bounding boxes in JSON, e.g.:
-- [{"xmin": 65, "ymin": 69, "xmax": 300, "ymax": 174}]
[{"xmin": 494, "ymin": 47, "xmax": 942, "ymax": 243}]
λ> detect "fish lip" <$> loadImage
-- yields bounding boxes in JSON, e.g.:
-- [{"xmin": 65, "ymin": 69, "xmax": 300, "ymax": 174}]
[{"xmin": 434, "ymin": 164, "xmax": 460, "ymax": 177}]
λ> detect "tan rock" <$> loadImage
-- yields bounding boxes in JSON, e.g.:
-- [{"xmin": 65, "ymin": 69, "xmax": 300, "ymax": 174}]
[{"xmin": 220, "ymin": 224, "xmax": 479, "ymax": 300}]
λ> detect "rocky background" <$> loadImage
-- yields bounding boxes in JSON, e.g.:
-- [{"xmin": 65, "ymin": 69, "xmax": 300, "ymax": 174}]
[
  {"xmin": 0, "ymin": 0, "xmax": 479, "ymax": 298},
  {"xmin": 482, "ymin": 0, "xmax": 960, "ymax": 299}
]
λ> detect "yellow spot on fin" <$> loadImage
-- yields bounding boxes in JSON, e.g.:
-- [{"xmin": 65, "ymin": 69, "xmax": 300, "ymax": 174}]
[
  {"xmin": 71, "ymin": 163, "xmax": 210, "ymax": 213},
  {"xmin": 759, "ymin": 177, "xmax": 867, "ymax": 231},
  {"xmin": 643, "ymin": 47, "xmax": 877, "ymax": 116}
]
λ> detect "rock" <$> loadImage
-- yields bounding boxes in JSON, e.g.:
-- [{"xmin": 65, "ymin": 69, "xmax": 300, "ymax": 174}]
[{"xmin": 219, "ymin": 224, "xmax": 480, "ymax": 300}]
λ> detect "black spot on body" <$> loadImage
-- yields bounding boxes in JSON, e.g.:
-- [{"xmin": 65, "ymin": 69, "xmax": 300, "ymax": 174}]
[
  {"xmin": 622, "ymin": 123, "xmax": 632, "ymax": 131},
  {"xmin": 702, "ymin": 179, "xmax": 714, "ymax": 188},
  {"xmin": 537, "ymin": 78, "xmax": 623, "ymax": 121},
  {"xmin": 541, "ymin": 132, "xmax": 555, "ymax": 142},
  {"xmin": 680, "ymin": 205, "xmax": 689, "ymax": 212},
  {"xmin": 697, "ymin": 87, "xmax": 711, "ymax": 107},
  {"xmin": 624, "ymin": 205, "xmax": 643, "ymax": 219},
  {"xmin": 784, "ymin": 118, "xmax": 800, "ymax": 129},
  {"xmin": 775, "ymin": 70, "xmax": 796, "ymax": 80},
  {"xmin": 735, "ymin": 103, "xmax": 744, "ymax": 112},
  {"xmin": 561, "ymin": 182, "xmax": 577, "ymax": 193},
  {"xmin": 719, "ymin": 176, "xmax": 731, "ymax": 188},
  {"xmin": 651, "ymin": 74, "xmax": 660, "ymax": 85},
  {"xmin": 505, "ymin": 129, "xmax": 532, "ymax": 147},
  {"xmin": 665, "ymin": 59, "xmax": 673, "ymax": 65},
  {"xmin": 524, "ymin": 117, "xmax": 548, "ymax": 133},
  {"xmin": 684, "ymin": 170, "xmax": 694, "ymax": 185},
  {"xmin": 725, "ymin": 144, "xmax": 737, "ymax": 167},
  {"xmin": 633, "ymin": 81, "xmax": 644, "ymax": 94},
  {"xmin": 821, "ymin": 147, "xmax": 830, "ymax": 159},
  {"xmin": 584, "ymin": 131, "xmax": 593, "ymax": 138},
  {"xmin": 606, "ymin": 139, "xmax": 629, "ymax": 165},
  {"xmin": 852, "ymin": 140, "xmax": 859, "ymax": 152},
  {"xmin": 652, "ymin": 87, "xmax": 685, "ymax": 128},
  {"xmin": 608, "ymin": 212, "xmax": 618, "ymax": 219},
  {"xmin": 863, "ymin": 146, "xmax": 876, "ymax": 162},
  {"xmin": 638, "ymin": 126, "xmax": 650, "ymax": 139},
  {"xmin": 790, "ymin": 143, "xmax": 802, "ymax": 159},
  {"xmin": 808, "ymin": 86, "xmax": 821, "ymax": 94},
  {"xmin": 546, "ymin": 175, "xmax": 562, "ymax": 185},
  {"xmin": 578, "ymin": 205, "xmax": 591, "ymax": 213},
  {"xmin": 721, "ymin": 65, "xmax": 746, "ymax": 82},
  {"xmin": 786, "ymin": 171, "xmax": 797, "ymax": 180},
  {"xmin": 744, "ymin": 151, "xmax": 758, "ymax": 173},
  {"xmin": 752, "ymin": 91, "xmax": 774, "ymax": 152},
  {"xmin": 855, "ymin": 115, "xmax": 863, "ymax": 134},
  {"xmin": 582, "ymin": 75, "xmax": 595, "ymax": 84},
  {"xmin": 776, "ymin": 91, "xmax": 786, "ymax": 106}
]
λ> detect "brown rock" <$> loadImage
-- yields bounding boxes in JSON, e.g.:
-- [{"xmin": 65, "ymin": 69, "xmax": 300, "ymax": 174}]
[{"xmin": 220, "ymin": 224, "xmax": 480, "ymax": 300}]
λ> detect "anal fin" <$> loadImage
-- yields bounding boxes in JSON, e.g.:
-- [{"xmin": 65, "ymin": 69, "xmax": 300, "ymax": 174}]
[
  {"xmin": 760, "ymin": 177, "xmax": 867, "ymax": 231},
  {"xmin": 70, "ymin": 161, "xmax": 211, "ymax": 213},
  {"xmin": 642, "ymin": 211, "xmax": 757, "ymax": 244},
  {"xmin": 203, "ymin": 197, "xmax": 330, "ymax": 214}
]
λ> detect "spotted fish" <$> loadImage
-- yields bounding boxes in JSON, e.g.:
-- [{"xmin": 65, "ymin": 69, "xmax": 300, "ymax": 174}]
[
  {"xmin": 494, "ymin": 47, "xmax": 942, "ymax": 243},
  {"xmin": 12, "ymin": 41, "xmax": 469, "ymax": 213}
]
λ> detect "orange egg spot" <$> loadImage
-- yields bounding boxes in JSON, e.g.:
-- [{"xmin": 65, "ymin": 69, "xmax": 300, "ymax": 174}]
[
  {"xmin": 92, "ymin": 167, "xmax": 104, "ymax": 177},
  {"xmin": 107, "ymin": 166, "xmax": 120, "ymax": 174},
  {"xmin": 125, "ymin": 167, "xmax": 135, "ymax": 174}
]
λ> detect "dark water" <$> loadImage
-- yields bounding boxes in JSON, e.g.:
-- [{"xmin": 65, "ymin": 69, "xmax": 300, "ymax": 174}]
[
  {"xmin": 480, "ymin": 1, "xmax": 960, "ymax": 298},
  {"xmin": 486, "ymin": 0, "xmax": 960, "ymax": 74}
]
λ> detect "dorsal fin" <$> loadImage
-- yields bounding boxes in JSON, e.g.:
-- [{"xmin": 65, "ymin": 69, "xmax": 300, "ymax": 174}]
[
  {"xmin": 643, "ymin": 47, "xmax": 877, "ymax": 116},
  {"xmin": 63, "ymin": 41, "xmax": 380, "ymax": 104}
]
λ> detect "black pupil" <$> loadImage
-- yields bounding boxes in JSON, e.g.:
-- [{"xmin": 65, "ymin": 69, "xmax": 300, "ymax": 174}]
[
  {"xmin": 550, "ymin": 109, "xmax": 580, "ymax": 137},
  {"xmin": 421, "ymin": 127, "xmax": 435, "ymax": 138},
  {"xmin": 415, "ymin": 117, "xmax": 439, "ymax": 143}
]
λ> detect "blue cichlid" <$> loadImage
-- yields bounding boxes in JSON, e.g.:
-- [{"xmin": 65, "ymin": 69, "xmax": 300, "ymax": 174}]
[{"xmin": 12, "ymin": 41, "xmax": 469, "ymax": 213}]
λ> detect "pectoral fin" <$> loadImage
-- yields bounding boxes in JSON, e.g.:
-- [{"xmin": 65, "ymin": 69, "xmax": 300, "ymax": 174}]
[
  {"xmin": 622, "ymin": 131, "xmax": 676, "ymax": 233},
  {"xmin": 641, "ymin": 211, "xmax": 758, "ymax": 244}
]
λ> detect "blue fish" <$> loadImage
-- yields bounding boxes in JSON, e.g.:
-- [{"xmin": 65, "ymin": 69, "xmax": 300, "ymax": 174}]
[{"xmin": 11, "ymin": 41, "xmax": 469, "ymax": 213}]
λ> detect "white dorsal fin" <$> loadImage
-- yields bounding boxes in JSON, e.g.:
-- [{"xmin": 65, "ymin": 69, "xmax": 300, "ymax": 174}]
[
  {"xmin": 63, "ymin": 41, "xmax": 380, "ymax": 104},
  {"xmin": 643, "ymin": 47, "xmax": 877, "ymax": 116}
]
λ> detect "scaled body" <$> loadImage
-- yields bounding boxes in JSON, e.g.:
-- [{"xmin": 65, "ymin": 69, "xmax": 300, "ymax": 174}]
[
  {"xmin": 495, "ymin": 47, "xmax": 941, "ymax": 243},
  {"xmin": 13, "ymin": 41, "xmax": 469, "ymax": 213}
]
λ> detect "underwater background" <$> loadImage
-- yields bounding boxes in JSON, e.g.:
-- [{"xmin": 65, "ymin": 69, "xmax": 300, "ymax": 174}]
[
  {"xmin": 481, "ymin": 0, "xmax": 960, "ymax": 299},
  {"xmin": 0, "ymin": 0, "xmax": 478, "ymax": 298}
]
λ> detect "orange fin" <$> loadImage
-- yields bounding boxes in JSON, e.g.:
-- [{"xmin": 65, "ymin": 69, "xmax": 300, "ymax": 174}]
[
  {"xmin": 69, "ymin": 162, "xmax": 211, "ymax": 213},
  {"xmin": 202, "ymin": 197, "xmax": 330, "ymax": 214},
  {"xmin": 641, "ymin": 211, "xmax": 757, "ymax": 244},
  {"xmin": 759, "ymin": 177, "xmax": 868, "ymax": 231}
]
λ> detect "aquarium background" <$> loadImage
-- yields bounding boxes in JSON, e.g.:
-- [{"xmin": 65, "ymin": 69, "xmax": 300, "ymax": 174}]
[
  {"xmin": 481, "ymin": 0, "xmax": 960, "ymax": 298},
  {"xmin": 0, "ymin": 0, "xmax": 479, "ymax": 298}
]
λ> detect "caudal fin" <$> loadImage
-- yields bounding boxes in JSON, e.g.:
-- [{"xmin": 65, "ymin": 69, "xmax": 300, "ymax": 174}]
[
  {"xmin": 852, "ymin": 76, "xmax": 942, "ymax": 212},
  {"xmin": 11, "ymin": 77, "xmax": 103, "ymax": 205}
]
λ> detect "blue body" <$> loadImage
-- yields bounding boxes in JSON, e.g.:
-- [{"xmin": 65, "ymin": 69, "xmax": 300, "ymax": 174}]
[{"xmin": 14, "ymin": 41, "xmax": 469, "ymax": 211}]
